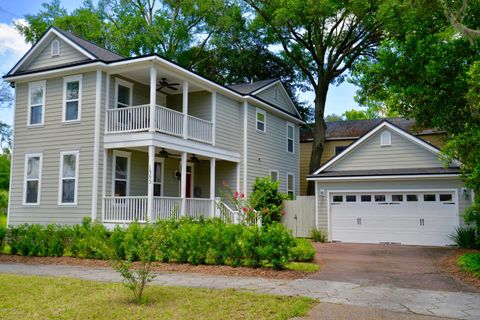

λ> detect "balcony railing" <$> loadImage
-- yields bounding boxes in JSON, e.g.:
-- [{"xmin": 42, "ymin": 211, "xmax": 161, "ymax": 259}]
[
  {"xmin": 103, "ymin": 196, "xmax": 148, "ymax": 223},
  {"xmin": 106, "ymin": 104, "xmax": 213, "ymax": 144}
]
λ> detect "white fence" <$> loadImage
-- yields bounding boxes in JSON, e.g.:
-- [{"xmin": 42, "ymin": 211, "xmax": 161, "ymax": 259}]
[
  {"xmin": 103, "ymin": 196, "xmax": 148, "ymax": 223},
  {"xmin": 282, "ymin": 196, "xmax": 316, "ymax": 237},
  {"xmin": 153, "ymin": 196, "xmax": 182, "ymax": 220},
  {"xmin": 186, "ymin": 198, "xmax": 214, "ymax": 218}
]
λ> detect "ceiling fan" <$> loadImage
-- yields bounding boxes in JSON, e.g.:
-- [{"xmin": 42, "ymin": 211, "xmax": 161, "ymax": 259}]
[{"xmin": 157, "ymin": 78, "xmax": 179, "ymax": 94}]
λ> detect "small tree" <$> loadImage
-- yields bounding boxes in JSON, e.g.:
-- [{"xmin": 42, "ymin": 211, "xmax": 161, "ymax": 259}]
[{"xmin": 250, "ymin": 177, "xmax": 288, "ymax": 225}]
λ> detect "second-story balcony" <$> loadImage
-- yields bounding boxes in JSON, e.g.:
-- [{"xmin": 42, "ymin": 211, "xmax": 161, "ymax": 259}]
[{"xmin": 106, "ymin": 104, "xmax": 213, "ymax": 144}]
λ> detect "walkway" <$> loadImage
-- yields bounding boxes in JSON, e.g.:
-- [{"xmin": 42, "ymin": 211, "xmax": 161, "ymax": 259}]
[{"xmin": 0, "ymin": 263, "xmax": 479, "ymax": 320}]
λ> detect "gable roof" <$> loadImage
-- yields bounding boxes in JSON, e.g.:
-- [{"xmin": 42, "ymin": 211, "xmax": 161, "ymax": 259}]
[
  {"xmin": 312, "ymin": 120, "xmax": 449, "ymax": 175},
  {"xmin": 300, "ymin": 117, "xmax": 442, "ymax": 142},
  {"xmin": 227, "ymin": 79, "xmax": 278, "ymax": 94}
]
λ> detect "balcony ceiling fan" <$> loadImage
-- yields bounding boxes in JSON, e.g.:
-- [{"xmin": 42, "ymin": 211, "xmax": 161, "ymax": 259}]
[{"xmin": 157, "ymin": 78, "xmax": 179, "ymax": 94}]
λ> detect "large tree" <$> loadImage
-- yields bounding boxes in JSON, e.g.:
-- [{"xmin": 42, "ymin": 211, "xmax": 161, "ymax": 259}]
[{"xmin": 245, "ymin": 0, "xmax": 394, "ymax": 194}]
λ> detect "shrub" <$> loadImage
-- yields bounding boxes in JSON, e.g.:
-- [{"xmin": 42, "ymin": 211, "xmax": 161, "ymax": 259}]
[
  {"xmin": 457, "ymin": 253, "xmax": 480, "ymax": 278},
  {"xmin": 310, "ymin": 228, "xmax": 328, "ymax": 243},
  {"xmin": 450, "ymin": 226, "xmax": 478, "ymax": 249},
  {"xmin": 70, "ymin": 218, "xmax": 109, "ymax": 259},
  {"xmin": 0, "ymin": 224, "xmax": 5, "ymax": 252},
  {"xmin": 464, "ymin": 204, "xmax": 480, "ymax": 246},
  {"xmin": 289, "ymin": 238, "xmax": 316, "ymax": 262},
  {"xmin": 258, "ymin": 223, "xmax": 294, "ymax": 269},
  {"xmin": 250, "ymin": 177, "xmax": 289, "ymax": 225}
]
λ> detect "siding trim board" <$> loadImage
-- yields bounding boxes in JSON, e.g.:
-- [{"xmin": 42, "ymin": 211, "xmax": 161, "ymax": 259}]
[{"xmin": 91, "ymin": 70, "xmax": 102, "ymax": 220}]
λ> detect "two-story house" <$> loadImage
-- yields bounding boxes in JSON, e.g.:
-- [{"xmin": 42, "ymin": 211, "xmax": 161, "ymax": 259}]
[{"xmin": 4, "ymin": 27, "xmax": 303, "ymax": 226}]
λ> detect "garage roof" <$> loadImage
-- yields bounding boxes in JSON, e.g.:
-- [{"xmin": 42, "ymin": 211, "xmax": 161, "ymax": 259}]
[{"xmin": 308, "ymin": 167, "xmax": 460, "ymax": 179}]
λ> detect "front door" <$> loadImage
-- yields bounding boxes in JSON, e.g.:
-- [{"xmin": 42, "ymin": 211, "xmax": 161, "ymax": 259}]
[{"xmin": 185, "ymin": 173, "xmax": 192, "ymax": 198}]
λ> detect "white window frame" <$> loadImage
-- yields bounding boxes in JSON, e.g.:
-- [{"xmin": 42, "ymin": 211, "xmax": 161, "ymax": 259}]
[
  {"xmin": 23, "ymin": 153, "xmax": 43, "ymax": 206},
  {"xmin": 270, "ymin": 169, "xmax": 279, "ymax": 182},
  {"xmin": 286, "ymin": 122, "xmax": 294, "ymax": 153},
  {"xmin": 58, "ymin": 150, "xmax": 80, "ymax": 206},
  {"xmin": 51, "ymin": 39, "xmax": 60, "ymax": 57},
  {"xmin": 112, "ymin": 150, "xmax": 131, "ymax": 196},
  {"xmin": 62, "ymin": 75, "xmax": 82, "ymax": 123},
  {"xmin": 27, "ymin": 80, "xmax": 46, "ymax": 126},
  {"xmin": 154, "ymin": 157, "xmax": 165, "ymax": 197},
  {"xmin": 114, "ymin": 78, "xmax": 133, "ymax": 109},
  {"xmin": 256, "ymin": 108, "xmax": 266, "ymax": 133},
  {"xmin": 380, "ymin": 131, "xmax": 392, "ymax": 146},
  {"xmin": 287, "ymin": 172, "xmax": 295, "ymax": 196}
]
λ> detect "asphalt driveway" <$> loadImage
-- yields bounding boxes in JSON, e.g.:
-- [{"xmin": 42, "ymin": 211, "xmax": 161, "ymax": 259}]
[{"xmin": 309, "ymin": 242, "xmax": 478, "ymax": 293}]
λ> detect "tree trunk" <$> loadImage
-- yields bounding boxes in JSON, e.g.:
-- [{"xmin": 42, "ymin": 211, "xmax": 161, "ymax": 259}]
[{"xmin": 306, "ymin": 84, "xmax": 328, "ymax": 195}]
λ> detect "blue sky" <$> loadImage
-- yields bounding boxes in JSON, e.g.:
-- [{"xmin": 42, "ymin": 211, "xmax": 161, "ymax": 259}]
[{"xmin": 0, "ymin": 1, "xmax": 360, "ymax": 125}]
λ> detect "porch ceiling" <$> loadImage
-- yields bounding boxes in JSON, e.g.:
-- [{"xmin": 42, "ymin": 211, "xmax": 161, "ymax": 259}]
[{"xmin": 126, "ymin": 146, "xmax": 213, "ymax": 161}]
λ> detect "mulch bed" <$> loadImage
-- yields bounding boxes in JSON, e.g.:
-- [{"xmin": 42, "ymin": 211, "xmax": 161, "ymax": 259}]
[
  {"xmin": 442, "ymin": 249, "xmax": 480, "ymax": 290},
  {"xmin": 0, "ymin": 254, "xmax": 309, "ymax": 280}
]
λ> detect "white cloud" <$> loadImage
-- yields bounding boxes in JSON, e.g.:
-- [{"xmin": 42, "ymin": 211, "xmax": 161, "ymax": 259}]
[{"xmin": 0, "ymin": 19, "xmax": 30, "ymax": 74}]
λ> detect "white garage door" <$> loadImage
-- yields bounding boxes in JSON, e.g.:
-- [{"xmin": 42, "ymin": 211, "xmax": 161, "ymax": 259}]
[{"xmin": 330, "ymin": 191, "xmax": 458, "ymax": 246}]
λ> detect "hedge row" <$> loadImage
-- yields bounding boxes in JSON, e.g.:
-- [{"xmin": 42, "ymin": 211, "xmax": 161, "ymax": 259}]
[{"xmin": 0, "ymin": 218, "xmax": 314, "ymax": 270}]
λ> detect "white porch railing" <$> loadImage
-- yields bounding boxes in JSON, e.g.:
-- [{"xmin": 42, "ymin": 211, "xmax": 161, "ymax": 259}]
[
  {"xmin": 106, "ymin": 105, "xmax": 150, "ymax": 133},
  {"xmin": 153, "ymin": 196, "xmax": 182, "ymax": 220},
  {"xmin": 185, "ymin": 198, "xmax": 215, "ymax": 219},
  {"xmin": 155, "ymin": 105, "xmax": 184, "ymax": 137},
  {"xmin": 103, "ymin": 196, "xmax": 148, "ymax": 223},
  {"xmin": 187, "ymin": 115, "xmax": 213, "ymax": 144}
]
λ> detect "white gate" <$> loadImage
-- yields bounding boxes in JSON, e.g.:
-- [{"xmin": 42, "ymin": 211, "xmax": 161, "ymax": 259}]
[{"xmin": 282, "ymin": 196, "xmax": 316, "ymax": 237}]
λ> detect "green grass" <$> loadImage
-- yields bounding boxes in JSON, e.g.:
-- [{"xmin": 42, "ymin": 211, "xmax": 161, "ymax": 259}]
[
  {"xmin": 0, "ymin": 214, "xmax": 6, "ymax": 228},
  {"xmin": 0, "ymin": 274, "xmax": 315, "ymax": 320},
  {"xmin": 457, "ymin": 253, "xmax": 480, "ymax": 278},
  {"xmin": 285, "ymin": 262, "xmax": 320, "ymax": 273}
]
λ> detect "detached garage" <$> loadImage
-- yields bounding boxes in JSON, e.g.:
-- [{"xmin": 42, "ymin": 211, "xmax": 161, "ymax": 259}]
[{"xmin": 308, "ymin": 121, "xmax": 473, "ymax": 246}]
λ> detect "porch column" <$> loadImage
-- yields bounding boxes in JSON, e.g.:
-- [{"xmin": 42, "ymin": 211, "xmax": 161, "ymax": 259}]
[
  {"xmin": 210, "ymin": 158, "xmax": 216, "ymax": 217},
  {"xmin": 211, "ymin": 91, "xmax": 216, "ymax": 146},
  {"xmin": 180, "ymin": 152, "xmax": 187, "ymax": 215},
  {"xmin": 147, "ymin": 145, "xmax": 155, "ymax": 221},
  {"xmin": 182, "ymin": 80, "xmax": 189, "ymax": 139},
  {"xmin": 149, "ymin": 65, "xmax": 157, "ymax": 132}
]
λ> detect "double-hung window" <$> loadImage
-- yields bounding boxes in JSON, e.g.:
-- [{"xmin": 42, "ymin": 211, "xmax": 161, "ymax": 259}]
[
  {"xmin": 115, "ymin": 79, "xmax": 133, "ymax": 109},
  {"xmin": 256, "ymin": 108, "xmax": 266, "ymax": 132},
  {"xmin": 287, "ymin": 173, "xmax": 294, "ymax": 196},
  {"xmin": 28, "ymin": 81, "xmax": 46, "ymax": 126},
  {"xmin": 270, "ymin": 170, "xmax": 279, "ymax": 182},
  {"xmin": 113, "ymin": 151, "xmax": 130, "ymax": 196},
  {"xmin": 154, "ymin": 159, "xmax": 164, "ymax": 196},
  {"xmin": 286, "ymin": 122, "xmax": 294, "ymax": 153},
  {"xmin": 59, "ymin": 151, "xmax": 79, "ymax": 205},
  {"xmin": 63, "ymin": 75, "xmax": 82, "ymax": 122},
  {"xmin": 24, "ymin": 153, "xmax": 42, "ymax": 205}
]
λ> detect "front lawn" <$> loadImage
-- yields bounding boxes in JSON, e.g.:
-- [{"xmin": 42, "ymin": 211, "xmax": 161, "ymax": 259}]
[
  {"xmin": 457, "ymin": 253, "xmax": 480, "ymax": 278},
  {"xmin": 0, "ymin": 274, "xmax": 315, "ymax": 319}
]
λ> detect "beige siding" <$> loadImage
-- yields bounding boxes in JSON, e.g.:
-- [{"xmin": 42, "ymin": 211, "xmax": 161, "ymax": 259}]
[
  {"xmin": 166, "ymin": 91, "xmax": 212, "ymax": 121},
  {"xmin": 254, "ymin": 84, "xmax": 297, "ymax": 115},
  {"xmin": 215, "ymin": 94, "xmax": 242, "ymax": 152},
  {"xmin": 247, "ymin": 105, "xmax": 300, "ymax": 195},
  {"xmin": 20, "ymin": 36, "xmax": 89, "ymax": 72},
  {"xmin": 330, "ymin": 128, "xmax": 443, "ymax": 171},
  {"xmin": 315, "ymin": 179, "xmax": 470, "ymax": 231},
  {"xmin": 9, "ymin": 72, "xmax": 97, "ymax": 225}
]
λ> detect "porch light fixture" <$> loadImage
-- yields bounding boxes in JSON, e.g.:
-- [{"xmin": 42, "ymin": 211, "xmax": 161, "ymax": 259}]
[
  {"xmin": 158, "ymin": 148, "xmax": 169, "ymax": 158},
  {"xmin": 190, "ymin": 154, "xmax": 200, "ymax": 164}
]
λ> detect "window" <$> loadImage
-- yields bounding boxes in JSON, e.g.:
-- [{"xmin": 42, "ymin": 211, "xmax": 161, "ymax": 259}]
[
  {"xmin": 361, "ymin": 195, "xmax": 372, "ymax": 202},
  {"xmin": 440, "ymin": 194, "xmax": 453, "ymax": 202},
  {"xmin": 154, "ymin": 160, "xmax": 163, "ymax": 196},
  {"xmin": 51, "ymin": 39, "xmax": 60, "ymax": 56},
  {"xmin": 270, "ymin": 170, "xmax": 279, "ymax": 182},
  {"xmin": 392, "ymin": 194, "xmax": 404, "ymax": 202},
  {"xmin": 113, "ymin": 151, "xmax": 130, "ymax": 196},
  {"xmin": 374, "ymin": 195, "xmax": 386, "ymax": 202},
  {"xmin": 346, "ymin": 195, "xmax": 356, "ymax": 202},
  {"xmin": 115, "ymin": 79, "xmax": 133, "ymax": 108},
  {"xmin": 24, "ymin": 153, "xmax": 42, "ymax": 205},
  {"xmin": 28, "ymin": 81, "xmax": 46, "ymax": 126},
  {"xmin": 59, "ymin": 151, "xmax": 79, "ymax": 205},
  {"xmin": 380, "ymin": 131, "xmax": 391, "ymax": 146},
  {"xmin": 287, "ymin": 173, "xmax": 294, "ymax": 196},
  {"xmin": 256, "ymin": 108, "xmax": 266, "ymax": 132},
  {"xmin": 286, "ymin": 123, "xmax": 294, "ymax": 153},
  {"xmin": 63, "ymin": 75, "xmax": 82, "ymax": 122},
  {"xmin": 423, "ymin": 194, "xmax": 436, "ymax": 202},
  {"xmin": 406, "ymin": 194, "xmax": 418, "ymax": 202},
  {"xmin": 332, "ymin": 195, "xmax": 343, "ymax": 202},
  {"xmin": 334, "ymin": 146, "xmax": 348, "ymax": 155},
  {"xmin": 274, "ymin": 87, "xmax": 279, "ymax": 100}
]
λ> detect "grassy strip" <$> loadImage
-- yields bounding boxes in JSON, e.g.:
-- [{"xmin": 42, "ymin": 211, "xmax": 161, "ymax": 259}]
[
  {"xmin": 0, "ymin": 274, "xmax": 314, "ymax": 320},
  {"xmin": 457, "ymin": 253, "xmax": 480, "ymax": 278},
  {"xmin": 285, "ymin": 262, "xmax": 319, "ymax": 273}
]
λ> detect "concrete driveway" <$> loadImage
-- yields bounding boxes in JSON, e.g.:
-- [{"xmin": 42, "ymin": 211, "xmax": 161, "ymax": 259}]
[{"xmin": 309, "ymin": 243, "xmax": 478, "ymax": 293}]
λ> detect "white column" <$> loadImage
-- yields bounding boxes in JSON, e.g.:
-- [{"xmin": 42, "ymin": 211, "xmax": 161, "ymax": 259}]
[
  {"xmin": 182, "ymin": 80, "xmax": 189, "ymax": 139},
  {"xmin": 243, "ymin": 101, "xmax": 248, "ymax": 196},
  {"xmin": 149, "ymin": 65, "xmax": 157, "ymax": 132},
  {"xmin": 210, "ymin": 158, "xmax": 216, "ymax": 217},
  {"xmin": 147, "ymin": 145, "xmax": 155, "ymax": 221},
  {"xmin": 91, "ymin": 70, "xmax": 102, "ymax": 221},
  {"xmin": 180, "ymin": 152, "xmax": 187, "ymax": 216},
  {"xmin": 211, "ymin": 91, "xmax": 216, "ymax": 145}
]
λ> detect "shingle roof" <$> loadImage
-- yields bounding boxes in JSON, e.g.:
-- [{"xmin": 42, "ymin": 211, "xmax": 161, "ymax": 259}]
[
  {"xmin": 52, "ymin": 27, "xmax": 123, "ymax": 62},
  {"xmin": 300, "ymin": 117, "xmax": 441, "ymax": 141},
  {"xmin": 308, "ymin": 167, "xmax": 460, "ymax": 178},
  {"xmin": 227, "ymin": 79, "xmax": 278, "ymax": 94}
]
